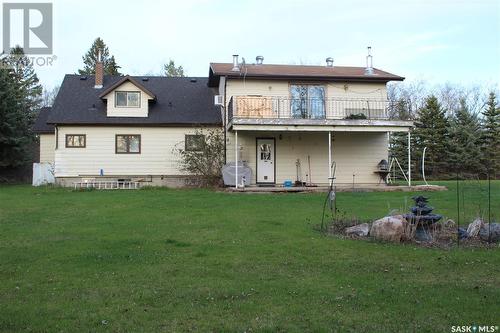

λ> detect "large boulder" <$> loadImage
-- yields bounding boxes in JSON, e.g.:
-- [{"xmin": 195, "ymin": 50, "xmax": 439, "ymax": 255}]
[
  {"xmin": 467, "ymin": 218, "xmax": 484, "ymax": 238},
  {"xmin": 370, "ymin": 217, "xmax": 405, "ymax": 242},
  {"xmin": 345, "ymin": 223, "xmax": 370, "ymax": 237},
  {"xmin": 479, "ymin": 223, "xmax": 500, "ymax": 242}
]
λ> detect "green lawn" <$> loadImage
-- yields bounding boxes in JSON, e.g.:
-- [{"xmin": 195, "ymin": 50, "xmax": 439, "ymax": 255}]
[{"xmin": 0, "ymin": 182, "xmax": 499, "ymax": 332}]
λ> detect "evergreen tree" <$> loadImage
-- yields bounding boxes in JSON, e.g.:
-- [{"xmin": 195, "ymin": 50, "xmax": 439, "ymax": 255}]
[
  {"xmin": 413, "ymin": 96, "xmax": 450, "ymax": 178},
  {"xmin": 479, "ymin": 92, "xmax": 500, "ymax": 177},
  {"xmin": 448, "ymin": 99, "xmax": 483, "ymax": 176},
  {"xmin": 163, "ymin": 60, "xmax": 185, "ymax": 77},
  {"xmin": 1, "ymin": 46, "xmax": 43, "ymax": 112},
  {"xmin": 0, "ymin": 67, "xmax": 32, "ymax": 168},
  {"xmin": 78, "ymin": 38, "xmax": 121, "ymax": 75},
  {"xmin": 389, "ymin": 100, "xmax": 411, "ymax": 178}
]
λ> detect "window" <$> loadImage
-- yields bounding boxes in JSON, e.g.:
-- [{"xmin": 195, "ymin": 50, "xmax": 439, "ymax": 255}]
[
  {"xmin": 115, "ymin": 91, "xmax": 140, "ymax": 107},
  {"xmin": 185, "ymin": 134, "xmax": 205, "ymax": 152},
  {"xmin": 290, "ymin": 85, "xmax": 326, "ymax": 119},
  {"xmin": 65, "ymin": 134, "xmax": 86, "ymax": 148},
  {"xmin": 115, "ymin": 135, "xmax": 141, "ymax": 154}
]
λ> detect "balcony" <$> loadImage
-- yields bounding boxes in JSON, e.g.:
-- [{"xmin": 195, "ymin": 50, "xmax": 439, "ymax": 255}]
[
  {"xmin": 228, "ymin": 96, "xmax": 407, "ymax": 122},
  {"xmin": 227, "ymin": 96, "xmax": 412, "ymax": 132}
]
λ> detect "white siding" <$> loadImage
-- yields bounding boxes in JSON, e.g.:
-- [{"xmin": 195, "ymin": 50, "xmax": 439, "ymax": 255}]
[
  {"xmin": 103, "ymin": 81, "xmax": 153, "ymax": 117},
  {"xmin": 54, "ymin": 126, "xmax": 217, "ymax": 177},
  {"xmin": 39, "ymin": 134, "xmax": 55, "ymax": 163},
  {"xmin": 227, "ymin": 131, "xmax": 387, "ymax": 185},
  {"xmin": 224, "ymin": 79, "xmax": 387, "ymax": 104}
]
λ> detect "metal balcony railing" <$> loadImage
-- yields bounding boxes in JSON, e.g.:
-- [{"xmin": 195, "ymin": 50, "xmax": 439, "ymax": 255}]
[{"xmin": 228, "ymin": 96, "xmax": 408, "ymax": 122}]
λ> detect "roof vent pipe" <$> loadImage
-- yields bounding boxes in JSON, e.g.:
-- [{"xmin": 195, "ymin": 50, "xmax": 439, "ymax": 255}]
[
  {"xmin": 256, "ymin": 55, "xmax": 264, "ymax": 65},
  {"xmin": 231, "ymin": 54, "xmax": 240, "ymax": 71},
  {"xmin": 326, "ymin": 57, "xmax": 334, "ymax": 67},
  {"xmin": 365, "ymin": 46, "xmax": 374, "ymax": 75}
]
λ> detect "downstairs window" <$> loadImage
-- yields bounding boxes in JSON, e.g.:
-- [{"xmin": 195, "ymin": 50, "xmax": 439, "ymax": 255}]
[{"xmin": 116, "ymin": 135, "xmax": 141, "ymax": 154}]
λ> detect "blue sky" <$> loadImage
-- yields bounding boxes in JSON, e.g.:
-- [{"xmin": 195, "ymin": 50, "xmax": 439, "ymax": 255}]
[{"xmin": 3, "ymin": 0, "xmax": 499, "ymax": 89}]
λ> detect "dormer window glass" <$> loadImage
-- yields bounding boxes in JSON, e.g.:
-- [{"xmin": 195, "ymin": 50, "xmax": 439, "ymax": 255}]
[{"xmin": 115, "ymin": 91, "xmax": 140, "ymax": 107}]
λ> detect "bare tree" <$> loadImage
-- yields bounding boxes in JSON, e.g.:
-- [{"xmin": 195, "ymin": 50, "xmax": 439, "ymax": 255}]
[{"xmin": 41, "ymin": 85, "xmax": 60, "ymax": 107}]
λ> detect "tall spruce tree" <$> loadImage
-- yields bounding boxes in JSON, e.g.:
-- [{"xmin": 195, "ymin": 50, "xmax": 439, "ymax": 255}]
[
  {"xmin": 1, "ymin": 46, "xmax": 43, "ymax": 113},
  {"xmin": 413, "ymin": 96, "xmax": 450, "ymax": 178},
  {"xmin": 479, "ymin": 92, "xmax": 500, "ymax": 177},
  {"xmin": 448, "ymin": 99, "xmax": 482, "ymax": 176},
  {"xmin": 0, "ymin": 46, "xmax": 42, "ymax": 171},
  {"xmin": 78, "ymin": 38, "xmax": 121, "ymax": 75},
  {"xmin": 0, "ymin": 67, "xmax": 32, "ymax": 168},
  {"xmin": 163, "ymin": 60, "xmax": 185, "ymax": 77}
]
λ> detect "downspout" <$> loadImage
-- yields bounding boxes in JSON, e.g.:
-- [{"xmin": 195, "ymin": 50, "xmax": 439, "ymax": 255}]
[{"xmin": 55, "ymin": 125, "xmax": 58, "ymax": 149}]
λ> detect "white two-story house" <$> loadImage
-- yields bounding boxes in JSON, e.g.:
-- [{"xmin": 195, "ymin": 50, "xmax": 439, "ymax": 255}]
[
  {"xmin": 208, "ymin": 54, "xmax": 412, "ymax": 187},
  {"xmin": 34, "ymin": 52, "xmax": 412, "ymax": 188}
]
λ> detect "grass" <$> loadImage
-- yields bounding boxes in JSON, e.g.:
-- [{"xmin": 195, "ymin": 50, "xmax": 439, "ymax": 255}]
[{"xmin": 0, "ymin": 181, "xmax": 499, "ymax": 332}]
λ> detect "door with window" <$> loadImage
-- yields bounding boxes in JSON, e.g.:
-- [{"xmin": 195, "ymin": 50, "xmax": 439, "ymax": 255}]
[
  {"xmin": 256, "ymin": 138, "xmax": 275, "ymax": 184},
  {"xmin": 290, "ymin": 85, "xmax": 326, "ymax": 119}
]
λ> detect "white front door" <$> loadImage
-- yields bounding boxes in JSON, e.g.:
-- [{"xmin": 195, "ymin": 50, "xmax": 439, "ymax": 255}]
[{"xmin": 256, "ymin": 138, "xmax": 275, "ymax": 184}]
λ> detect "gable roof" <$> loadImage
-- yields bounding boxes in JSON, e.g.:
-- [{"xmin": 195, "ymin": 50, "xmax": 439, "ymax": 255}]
[
  {"xmin": 98, "ymin": 75, "xmax": 156, "ymax": 100},
  {"xmin": 208, "ymin": 63, "xmax": 404, "ymax": 87},
  {"xmin": 47, "ymin": 75, "xmax": 221, "ymax": 126},
  {"xmin": 33, "ymin": 107, "xmax": 55, "ymax": 133}
]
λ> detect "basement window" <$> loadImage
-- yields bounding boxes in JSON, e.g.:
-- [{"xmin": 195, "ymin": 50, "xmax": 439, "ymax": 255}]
[
  {"xmin": 116, "ymin": 135, "xmax": 141, "ymax": 154},
  {"xmin": 185, "ymin": 134, "xmax": 205, "ymax": 152},
  {"xmin": 115, "ymin": 91, "xmax": 140, "ymax": 107},
  {"xmin": 65, "ymin": 134, "xmax": 86, "ymax": 148}
]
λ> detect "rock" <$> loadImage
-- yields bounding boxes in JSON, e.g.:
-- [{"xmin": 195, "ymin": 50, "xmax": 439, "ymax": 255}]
[
  {"xmin": 467, "ymin": 218, "xmax": 484, "ymax": 238},
  {"xmin": 479, "ymin": 223, "xmax": 500, "ymax": 242},
  {"xmin": 370, "ymin": 217, "xmax": 404, "ymax": 242},
  {"xmin": 345, "ymin": 223, "xmax": 370, "ymax": 237},
  {"xmin": 444, "ymin": 219, "xmax": 455, "ymax": 228},
  {"xmin": 388, "ymin": 215, "xmax": 408, "ymax": 230},
  {"xmin": 458, "ymin": 227, "xmax": 468, "ymax": 239}
]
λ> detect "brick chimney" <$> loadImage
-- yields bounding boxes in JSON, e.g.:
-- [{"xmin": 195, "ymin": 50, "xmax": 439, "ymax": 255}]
[{"xmin": 95, "ymin": 50, "xmax": 103, "ymax": 88}]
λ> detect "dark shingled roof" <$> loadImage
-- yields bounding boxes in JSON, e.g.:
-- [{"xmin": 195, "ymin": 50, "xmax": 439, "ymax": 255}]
[
  {"xmin": 208, "ymin": 63, "xmax": 404, "ymax": 87},
  {"xmin": 33, "ymin": 107, "xmax": 55, "ymax": 133},
  {"xmin": 46, "ymin": 75, "xmax": 221, "ymax": 126}
]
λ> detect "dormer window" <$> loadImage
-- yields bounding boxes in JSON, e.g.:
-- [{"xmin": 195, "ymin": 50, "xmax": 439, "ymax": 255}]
[{"xmin": 115, "ymin": 91, "xmax": 141, "ymax": 108}]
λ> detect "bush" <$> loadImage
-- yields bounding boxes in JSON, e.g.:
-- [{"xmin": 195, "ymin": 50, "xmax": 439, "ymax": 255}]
[{"xmin": 176, "ymin": 128, "xmax": 225, "ymax": 187}]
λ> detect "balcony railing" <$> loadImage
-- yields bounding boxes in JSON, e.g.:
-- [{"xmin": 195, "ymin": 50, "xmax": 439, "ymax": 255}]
[{"xmin": 228, "ymin": 96, "xmax": 408, "ymax": 122}]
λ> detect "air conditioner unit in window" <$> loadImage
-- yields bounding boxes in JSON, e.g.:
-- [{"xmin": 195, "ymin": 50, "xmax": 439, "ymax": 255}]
[{"xmin": 214, "ymin": 95, "xmax": 224, "ymax": 106}]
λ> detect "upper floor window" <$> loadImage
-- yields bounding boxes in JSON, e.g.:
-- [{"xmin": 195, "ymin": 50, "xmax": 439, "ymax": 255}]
[
  {"xmin": 65, "ymin": 134, "xmax": 86, "ymax": 148},
  {"xmin": 115, "ymin": 91, "xmax": 140, "ymax": 108},
  {"xmin": 185, "ymin": 134, "xmax": 205, "ymax": 152},
  {"xmin": 116, "ymin": 135, "xmax": 141, "ymax": 154},
  {"xmin": 290, "ymin": 84, "xmax": 325, "ymax": 119}
]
